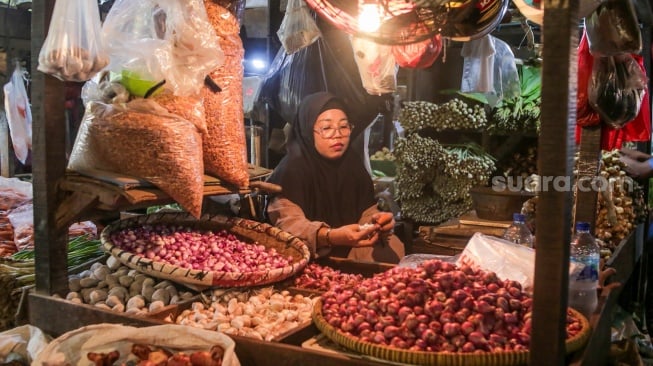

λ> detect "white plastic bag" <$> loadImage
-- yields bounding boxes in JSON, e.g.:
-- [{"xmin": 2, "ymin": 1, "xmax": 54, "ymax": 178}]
[
  {"xmin": 0, "ymin": 324, "xmax": 50, "ymax": 364},
  {"xmin": 37, "ymin": 0, "xmax": 108, "ymax": 82},
  {"xmin": 350, "ymin": 36, "xmax": 398, "ymax": 95},
  {"xmin": 457, "ymin": 233, "xmax": 582, "ymax": 292},
  {"xmin": 102, "ymin": 0, "xmax": 224, "ymax": 97},
  {"xmin": 2, "ymin": 62, "xmax": 32, "ymax": 164},
  {"xmin": 34, "ymin": 323, "xmax": 240, "ymax": 366},
  {"xmin": 277, "ymin": 0, "xmax": 322, "ymax": 55}
]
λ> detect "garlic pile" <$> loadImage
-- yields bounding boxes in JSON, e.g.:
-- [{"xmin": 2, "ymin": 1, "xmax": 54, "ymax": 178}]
[
  {"xmin": 174, "ymin": 287, "xmax": 316, "ymax": 341},
  {"xmin": 61, "ymin": 256, "xmax": 195, "ymax": 316}
]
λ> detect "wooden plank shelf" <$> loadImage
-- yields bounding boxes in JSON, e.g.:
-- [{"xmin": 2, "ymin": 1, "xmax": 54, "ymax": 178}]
[{"xmin": 53, "ymin": 166, "xmax": 276, "ymax": 230}]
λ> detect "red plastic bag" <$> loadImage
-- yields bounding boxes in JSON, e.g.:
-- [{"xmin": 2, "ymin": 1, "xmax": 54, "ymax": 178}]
[
  {"xmin": 577, "ymin": 32, "xmax": 601, "ymax": 127},
  {"xmin": 391, "ymin": 34, "xmax": 443, "ymax": 69}
]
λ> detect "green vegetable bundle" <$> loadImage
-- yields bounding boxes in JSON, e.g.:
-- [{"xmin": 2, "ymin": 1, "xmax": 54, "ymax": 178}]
[{"xmin": 488, "ymin": 63, "xmax": 541, "ymax": 134}]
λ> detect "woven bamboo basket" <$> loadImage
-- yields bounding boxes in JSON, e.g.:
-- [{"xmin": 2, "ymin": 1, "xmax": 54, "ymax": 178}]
[
  {"xmin": 312, "ymin": 298, "xmax": 591, "ymax": 366},
  {"xmin": 101, "ymin": 213, "xmax": 310, "ymax": 290}
]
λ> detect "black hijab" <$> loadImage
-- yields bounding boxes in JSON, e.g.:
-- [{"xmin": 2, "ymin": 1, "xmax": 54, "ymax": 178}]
[{"xmin": 267, "ymin": 92, "xmax": 376, "ymax": 227}]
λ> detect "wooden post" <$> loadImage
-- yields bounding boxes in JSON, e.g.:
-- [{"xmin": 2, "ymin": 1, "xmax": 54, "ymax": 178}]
[
  {"xmin": 574, "ymin": 126, "xmax": 601, "ymax": 230},
  {"xmin": 31, "ymin": 0, "xmax": 69, "ymax": 296},
  {"xmin": 530, "ymin": 0, "xmax": 580, "ymax": 364}
]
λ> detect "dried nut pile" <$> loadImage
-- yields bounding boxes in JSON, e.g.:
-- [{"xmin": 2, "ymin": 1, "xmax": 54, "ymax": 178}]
[
  {"xmin": 61, "ymin": 256, "xmax": 195, "ymax": 316},
  {"xmin": 592, "ymin": 150, "xmax": 638, "ymax": 250},
  {"xmin": 174, "ymin": 287, "xmax": 315, "ymax": 341}
]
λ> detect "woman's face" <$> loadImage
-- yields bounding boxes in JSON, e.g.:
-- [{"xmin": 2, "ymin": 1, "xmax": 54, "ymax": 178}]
[{"xmin": 313, "ymin": 108, "xmax": 351, "ymax": 160}]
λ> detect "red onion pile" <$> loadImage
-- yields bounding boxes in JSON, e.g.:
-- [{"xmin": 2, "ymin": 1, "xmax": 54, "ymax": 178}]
[
  {"xmin": 293, "ymin": 263, "xmax": 365, "ymax": 292},
  {"xmin": 321, "ymin": 259, "xmax": 583, "ymax": 353},
  {"xmin": 109, "ymin": 224, "xmax": 293, "ymax": 272}
]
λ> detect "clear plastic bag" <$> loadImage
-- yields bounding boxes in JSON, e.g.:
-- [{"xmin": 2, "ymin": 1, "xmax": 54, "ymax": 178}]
[
  {"xmin": 2, "ymin": 62, "xmax": 32, "ymax": 164},
  {"xmin": 277, "ymin": 0, "xmax": 322, "ymax": 55},
  {"xmin": 585, "ymin": 0, "xmax": 642, "ymax": 56},
  {"xmin": 461, "ymin": 35, "xmax": 520, "ymax": 107},
  {"xmin": 588, "ymin": 54, "xmax": 647, "ymax": 129},
  {"xmin": 350, "ymin": 36, "xmax": 397, "ymax": 95},
  {"xmin": 37, "ymin": 0, "xmax": 108, "ymax": 82},
  {"xmin": 102, "ymin": 0, "xmax": 224, "ymax": 97}
]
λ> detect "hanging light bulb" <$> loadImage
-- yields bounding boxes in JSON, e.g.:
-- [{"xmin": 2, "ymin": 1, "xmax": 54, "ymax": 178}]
[{"xmin": 358, "ymin": 0, "xmax": 382, "ymax": 33}]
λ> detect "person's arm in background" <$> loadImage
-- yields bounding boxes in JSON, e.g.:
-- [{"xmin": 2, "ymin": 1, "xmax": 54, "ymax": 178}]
[{"xmin": 619, "ymin": 148, "xmax": 653, "ymax": 179}]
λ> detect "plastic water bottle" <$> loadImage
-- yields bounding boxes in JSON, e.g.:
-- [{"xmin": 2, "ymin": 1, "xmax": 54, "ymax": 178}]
[
  {"xmin": 502, "ymin": 213, "xmax": 534, "ymax": 248},
  {"xmin": 568, "ymin": 222, "xmax": 599, "ymax": 319}
]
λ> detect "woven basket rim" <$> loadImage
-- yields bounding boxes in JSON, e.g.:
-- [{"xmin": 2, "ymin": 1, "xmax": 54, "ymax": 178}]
[
  {"xmin": 101, "ymin": 213, "xmax": 310, "ymax": 289},
  {"xmin": 312, "ymin": 298, "xmax": 591, "ymax": 365}
]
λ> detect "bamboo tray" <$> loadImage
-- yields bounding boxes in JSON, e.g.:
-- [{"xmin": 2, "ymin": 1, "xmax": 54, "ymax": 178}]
[
  {"xmin": 101, "ymin": 213, "xmax": 310, "ymax": 290},
  {"xmin": 312, "ymin": 298, "xmax": 591, "ymax": 366}
]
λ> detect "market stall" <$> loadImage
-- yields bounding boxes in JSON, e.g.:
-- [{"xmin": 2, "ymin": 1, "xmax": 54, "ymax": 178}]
[{"xmin": 0, "ymin": 0, "xmax": 649, "ymax": 365}]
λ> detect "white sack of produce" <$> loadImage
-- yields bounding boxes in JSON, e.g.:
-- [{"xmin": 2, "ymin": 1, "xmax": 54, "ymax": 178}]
[
  {"xmin": 202, "ymin": 1, "xmax": 249, "ymax": 187},
  {"xmin": 34, "ymin": 323, "xmax": 240, "ymax": 366},
  {"xmin": 0, "ymin": 324, "xmax": 50, "ymax": 364},
  {"xmin": 457, "ymin": 233, "xmax": 582, "ymax": 292},
  {"xmin": 67, "ymin": 99, "xmax": 205, "ymax": 218}
]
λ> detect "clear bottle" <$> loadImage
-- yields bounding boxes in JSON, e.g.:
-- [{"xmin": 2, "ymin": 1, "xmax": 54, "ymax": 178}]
[
  {"xmin": 502, "ymin": 213, "xmax": 534, "ymax": 248},
  {"xmin": 568, "ymin": 222, "xmax": 600, "ymax": 319}
]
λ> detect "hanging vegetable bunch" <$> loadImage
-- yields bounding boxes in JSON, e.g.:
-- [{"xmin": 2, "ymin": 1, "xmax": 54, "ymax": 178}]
[
  {"xmin": 394, "ymin": 134, "xmax": 495, "ymax": 224},
  {"xmin": 488, "ymin": 63, "xmax": 541, "ymax": 134}
]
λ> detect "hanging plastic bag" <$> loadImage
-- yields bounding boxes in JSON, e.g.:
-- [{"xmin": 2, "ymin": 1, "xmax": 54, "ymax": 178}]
[
  {"xmin": 585, "ymin": 0, "xmax": 642, "ymax": 56},
  {"xmin": 102, "ymin": 0, "xmax": 224, "ymax": 97},
  {"xmin": 37, "ymin": 0, "xmax": 108, "ymax": 82},
  {"xmin": 277, "ymin": 0, "xmax": 322, "ymax": 55},
  {"xmin": 576, "ymin": 53, "xmax": 651, "ymax": 150},
  {"xmin": 350, "ymin": 36, "xmax": 397, "ymax": 95},
  {"xmin": 392, "ymin": 34, "xmax": 443, "ymax": 69},
  {"xmin": 588, "ymin": 54, "xmax": 647, "ymax": 129},
  {"xmin": 461, "ymin": 35, "xmax": 519, "ymax": 107},
  {"xmin": 2, "ymin": 62, "xmax": 32, "ymax": 165}
]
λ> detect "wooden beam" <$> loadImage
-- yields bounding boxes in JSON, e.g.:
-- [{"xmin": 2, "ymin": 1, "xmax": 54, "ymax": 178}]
[
  {"xmin": 31, "ymin": 0, "xmax": 68, "ymax": 296},
  {"xmin": 530, "ymin": 0, "xmax": 580, "ymax": 364}
]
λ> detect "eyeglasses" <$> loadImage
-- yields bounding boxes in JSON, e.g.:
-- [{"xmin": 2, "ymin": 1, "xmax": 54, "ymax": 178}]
[{"xmin": 313, "ymin": 124, "xmax": 353, "ymax": 139}]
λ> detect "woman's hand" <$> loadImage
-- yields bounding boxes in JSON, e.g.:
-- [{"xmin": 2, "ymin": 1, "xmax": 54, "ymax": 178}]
[
  {"xmin": 371, "ymin": 212, "xmax": 395, "ymax": 234},
  {"xmin": 330, "ymin": 224, "xmax": 379, "ymax": 247}
]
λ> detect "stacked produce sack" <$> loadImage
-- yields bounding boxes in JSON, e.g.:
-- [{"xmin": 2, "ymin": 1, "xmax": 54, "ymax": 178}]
[{"xmin": 68, "ymin": 0, "xmax": 251, "ymax": 219}]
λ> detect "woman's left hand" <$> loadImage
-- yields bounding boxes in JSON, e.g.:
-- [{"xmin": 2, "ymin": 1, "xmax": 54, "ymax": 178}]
[{"xmin": 371, "ymin": 212, "xmax": 395, "ymax": 234}]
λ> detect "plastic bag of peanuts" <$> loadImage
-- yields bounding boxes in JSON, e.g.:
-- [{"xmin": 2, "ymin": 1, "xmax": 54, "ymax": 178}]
[{"xmin": 68, "ymin": 99, "xmax": 206, "ymax": 218}]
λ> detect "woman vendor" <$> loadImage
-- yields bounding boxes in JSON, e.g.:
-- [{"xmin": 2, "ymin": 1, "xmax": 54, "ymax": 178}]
[{"xmin": 266, "ymin": 92, "xmax": 405, "ymax": 263}]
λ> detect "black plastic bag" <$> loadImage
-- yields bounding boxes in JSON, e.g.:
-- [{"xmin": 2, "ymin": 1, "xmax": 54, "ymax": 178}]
[
  {"xmin": 588, "ymin": 55, "xmax": 647, "ymax": 128},
  {"xmin": 260, "ymin": 24, "xmax": 384, "ymax": 131}
]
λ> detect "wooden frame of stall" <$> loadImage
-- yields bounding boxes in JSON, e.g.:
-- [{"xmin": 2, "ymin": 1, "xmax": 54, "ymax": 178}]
[{"xmin": 25, "ymin": 1, "xmax": 651, "ymax": 365}]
